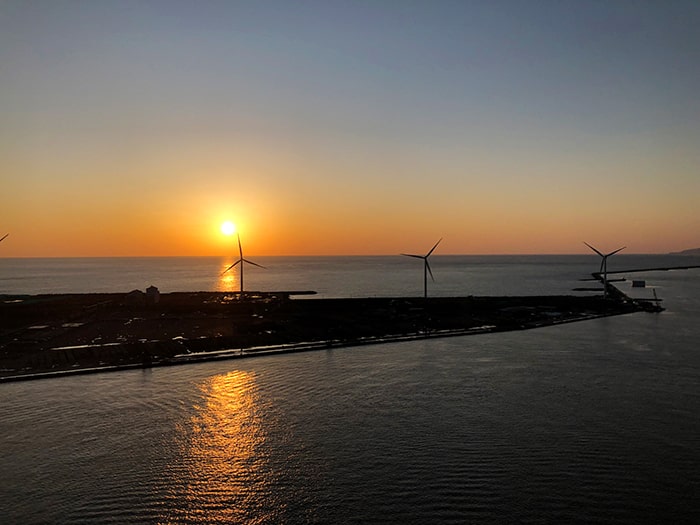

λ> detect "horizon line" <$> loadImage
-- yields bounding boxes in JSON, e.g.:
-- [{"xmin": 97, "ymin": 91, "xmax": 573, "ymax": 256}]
[{"xmin": 0, "ymin": 251, "xmax": 690, "ymax": 259}]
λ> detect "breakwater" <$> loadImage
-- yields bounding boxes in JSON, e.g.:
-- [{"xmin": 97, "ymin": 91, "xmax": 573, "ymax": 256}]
[{"xmin": 1, "ymin": 291, "xmax": 650, "ymax": 381}]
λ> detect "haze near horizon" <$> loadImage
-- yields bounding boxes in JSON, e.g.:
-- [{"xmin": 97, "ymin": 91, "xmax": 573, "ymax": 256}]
[{"xmin": 1, "ymin": 1, "xmax": 698, "ymax": 257}]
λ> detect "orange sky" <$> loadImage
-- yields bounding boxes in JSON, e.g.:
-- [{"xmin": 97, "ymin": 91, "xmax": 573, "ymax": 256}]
[{"xmin": 2, "ymin": 3, "xmax": 699, "ymax": 257}]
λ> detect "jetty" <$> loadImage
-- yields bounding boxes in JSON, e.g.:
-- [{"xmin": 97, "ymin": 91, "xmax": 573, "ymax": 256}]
[
  {"xmin": 605, "ymin": 264, "xmax": 700, "ymax": 274},
  {"xmin": 577, "ymin": 263, "xmax": 700, "ymax": 313}
]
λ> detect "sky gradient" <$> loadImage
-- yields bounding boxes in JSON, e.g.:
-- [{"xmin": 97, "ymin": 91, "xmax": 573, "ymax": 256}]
[{"xmin": 2, "ymin": 1, "xmax": 699, "ymax": 256}]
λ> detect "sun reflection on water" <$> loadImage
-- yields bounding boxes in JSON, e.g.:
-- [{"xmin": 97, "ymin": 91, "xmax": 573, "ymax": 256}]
[
  {"xmin": 162, "ymin": 371, "xmax": 275, "ymax": 524},
  {"xmin": 217, "ymin": 259, "xmax": 239, "ymax": 292}
]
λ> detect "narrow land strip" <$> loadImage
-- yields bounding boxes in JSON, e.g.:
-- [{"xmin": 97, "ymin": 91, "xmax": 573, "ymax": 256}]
[{"xmin": 1, "ymin": 289, "xmax": 659, "ymax": 382}]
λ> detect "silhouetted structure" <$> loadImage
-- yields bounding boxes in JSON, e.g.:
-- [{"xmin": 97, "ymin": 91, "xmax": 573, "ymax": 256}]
[
  {"xmin": 146, "ymin": 285, "xmax": 160, "ymax": 304},
  {"xmin": 584, "ymin": 242, "xmax": 625, "ymax": 299},
  {"xmin": 401, "ymin": 239, "xmax": 442, "ymax": 298},
  {"xmin": 221, "ymin": 233, "xmax": 265, "ymax": 296}
]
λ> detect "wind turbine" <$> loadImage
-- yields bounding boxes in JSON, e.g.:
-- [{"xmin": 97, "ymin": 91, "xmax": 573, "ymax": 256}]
[
  {"xmin": 222, "ymin": 233, "xmax": 265, "ymax": 296},
  {"xmin": 584, "ymin": 242, "xmax": 625, "ymax": 299},
  {"xmin": 401, "ymin": 238, "xmax": 442, "ymax": 298}
]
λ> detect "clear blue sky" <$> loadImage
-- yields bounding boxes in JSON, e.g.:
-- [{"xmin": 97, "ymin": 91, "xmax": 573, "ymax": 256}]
[{"xmin": 2, "ymin": 1, "xmax": 698, "ymax": 255}]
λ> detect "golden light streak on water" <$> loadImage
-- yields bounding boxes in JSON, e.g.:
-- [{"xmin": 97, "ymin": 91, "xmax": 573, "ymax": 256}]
[
  {"xmin": 163, "ymin": 371, "xmax": 273, "ymax": 524},
  {"xmin": 218, "ymin": 259, "xmax": 239, "ymax": 292}
]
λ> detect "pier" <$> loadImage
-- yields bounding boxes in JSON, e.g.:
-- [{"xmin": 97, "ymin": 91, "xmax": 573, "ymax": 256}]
[
  {"xmin": 585, "ymin": 264, "xmax": 700, "ymax": 313},
  {"xmin": 605, "ymin": 264, "xmax": 700, "ymax": 275}
]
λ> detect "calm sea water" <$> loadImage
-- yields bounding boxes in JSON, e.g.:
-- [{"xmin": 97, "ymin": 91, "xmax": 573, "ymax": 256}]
[
  {"xmin": 1, "ymin": 256, "xmax": 700, "ymax": 524},
  {"xmin": 2, "ymin": 253, "xmax": 698, "ymax": 297}
]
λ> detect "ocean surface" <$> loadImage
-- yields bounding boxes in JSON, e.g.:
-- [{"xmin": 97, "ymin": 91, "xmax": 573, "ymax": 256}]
[{"xmin": 1, "ymin": 255, "xmax": 700, "ymax": 524}]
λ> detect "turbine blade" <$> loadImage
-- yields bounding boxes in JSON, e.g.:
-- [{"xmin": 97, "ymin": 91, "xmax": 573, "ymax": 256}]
[
  {"xmin": 221, "ymin": 260, "xmax": 241, "ymax": 275},
  {"xmin": 0, "ymin": 233, "xmax": 8, "ymax": 242},
  {"xmin": 426, "ymin": 260, "xmax": 435, "ymax": 281},
  {"xmin": 426, "ymin": 238, "xmax": 442, "ymax": 257},
  {"xmin": 242, "ymin": 258, "xmax": 266, "ymax": 269},
  {"xmin": 607, "ymin": 246, "xmax": 626, "ymax": 257},
  {"xmin": 237, "ymin": 233, "xmax": 243, "ymax": 258},
  {"xmin": 401, "ymin": 253, "xmax": 424, "ymax": 259},
  {"xmin": 583, "ymin": 242, "xmax": 604, "ymax": 257}
]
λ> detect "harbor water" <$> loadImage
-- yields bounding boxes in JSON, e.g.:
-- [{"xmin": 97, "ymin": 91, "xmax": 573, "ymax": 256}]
[{"xmin": 1, "ymin": 255, "xmax": 699, "ymax": 523}]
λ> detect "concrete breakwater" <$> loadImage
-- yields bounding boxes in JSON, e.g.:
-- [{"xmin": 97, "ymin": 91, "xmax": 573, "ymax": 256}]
[{"xmin": 1, "ymin": 291, "xmax": 650, "ymax": 381}]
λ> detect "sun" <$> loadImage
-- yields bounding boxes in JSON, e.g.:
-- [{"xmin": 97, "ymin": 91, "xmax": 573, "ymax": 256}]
[{"xmin": 220, "ymin": 221, "xmax": 236, "ymax": 236}]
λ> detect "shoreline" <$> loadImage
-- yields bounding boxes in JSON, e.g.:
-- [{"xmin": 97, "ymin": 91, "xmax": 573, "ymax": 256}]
[{"xmin": 1, "ymin": 291, "xmax": 654, "ymax": 382}]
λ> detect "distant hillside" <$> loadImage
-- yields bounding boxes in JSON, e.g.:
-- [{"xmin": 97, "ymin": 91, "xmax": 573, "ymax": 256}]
[{"xmin": 669, "ymin": 247, "xmax": 700, "ymax": 255}]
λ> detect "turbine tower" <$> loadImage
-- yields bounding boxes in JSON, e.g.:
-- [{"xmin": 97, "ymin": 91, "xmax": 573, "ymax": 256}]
[
  {"xmin": 222, "ymin": 233, "xmax": 265, "ymax": 296},
  {"xmin": 401, "ymin": 238, "xmax": 442, "ymax": 298},
  {"xmin": 584, "ymin": 242, "xmax": 625, "ymax": 299}
]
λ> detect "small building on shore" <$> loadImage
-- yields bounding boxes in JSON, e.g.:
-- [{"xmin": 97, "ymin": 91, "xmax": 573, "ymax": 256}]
[
  {"xmin": 126, "ymin": 289, "xmax": 145, "ymax": 306},
  {"xmin": 146, "ymin": 285, "xmax": 160, "ymax": 305}
]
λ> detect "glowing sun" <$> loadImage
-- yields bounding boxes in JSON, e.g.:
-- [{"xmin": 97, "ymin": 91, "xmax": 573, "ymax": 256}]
[{"xmin": 220, "ymin": 221, "xmax": 236, "ymax": 236}]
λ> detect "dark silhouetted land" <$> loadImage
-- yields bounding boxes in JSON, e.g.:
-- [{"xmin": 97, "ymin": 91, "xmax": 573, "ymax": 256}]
[{"xmin": 1, "ymin": 291, "xmax": 656, "ymax": 381}]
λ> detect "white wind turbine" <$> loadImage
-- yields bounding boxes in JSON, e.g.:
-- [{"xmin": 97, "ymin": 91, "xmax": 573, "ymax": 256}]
[
  {"xmin": 222, "ymin": 233, "xmax": 265, "ymax": 296},
  {"xmin": 401, "ymin": 238, "xmax": 442, "ymax": 298},
  {"xmin": 584, "ymin": 242, "xmax": 625, "ymax": 299}
]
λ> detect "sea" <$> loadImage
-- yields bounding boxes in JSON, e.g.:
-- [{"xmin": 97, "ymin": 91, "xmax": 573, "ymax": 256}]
[{"xmin": 1, "ymin": 255, "xmax": 699, "ymax": 524}]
